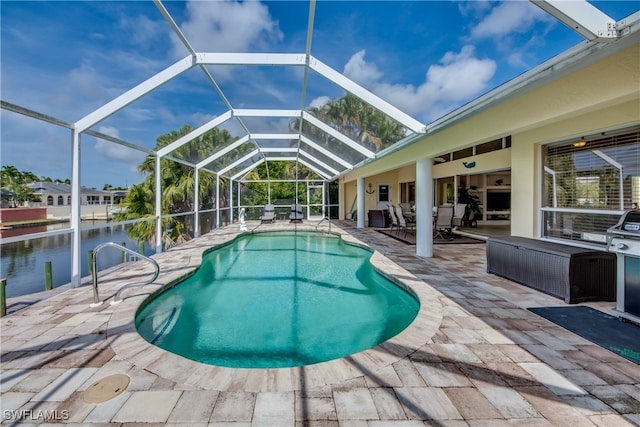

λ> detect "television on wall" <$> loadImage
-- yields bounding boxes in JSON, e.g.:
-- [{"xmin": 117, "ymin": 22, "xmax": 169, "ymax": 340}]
[{"xmin": 486, "ymin": 191, "xmax": 510, "ymax": 211}]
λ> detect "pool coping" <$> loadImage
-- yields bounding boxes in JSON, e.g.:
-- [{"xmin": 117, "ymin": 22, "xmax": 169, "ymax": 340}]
[{"xmin": 105, "ymin": 222, "xmax": 444, "ymax": 392}]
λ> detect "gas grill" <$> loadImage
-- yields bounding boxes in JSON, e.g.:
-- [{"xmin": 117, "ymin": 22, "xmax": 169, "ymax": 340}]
[{"xmin": 607, "ymin": 210, "xmax": 640, "ymax": 324}]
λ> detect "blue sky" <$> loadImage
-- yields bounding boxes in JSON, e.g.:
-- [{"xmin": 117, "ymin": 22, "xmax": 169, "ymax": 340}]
[{"xmin": 1, "ymin": 0, "xmax": 638, "ymax": 189}]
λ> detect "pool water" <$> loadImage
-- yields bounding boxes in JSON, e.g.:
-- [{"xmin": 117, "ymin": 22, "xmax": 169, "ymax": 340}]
[{"xmin": 136, "ymin": 231, "xmax": 419, "ymax": 368}]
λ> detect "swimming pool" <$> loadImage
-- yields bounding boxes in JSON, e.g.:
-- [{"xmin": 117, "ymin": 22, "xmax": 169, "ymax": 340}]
[{"xmin": 135, "ymin": 231, "xmax": 419, "ymax": 368}]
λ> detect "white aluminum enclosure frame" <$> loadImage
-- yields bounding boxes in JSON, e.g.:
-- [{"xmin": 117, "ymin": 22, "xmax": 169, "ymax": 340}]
[{"xmin": 1, "ymin": 0, "xmax": 630, "ymax": 289}]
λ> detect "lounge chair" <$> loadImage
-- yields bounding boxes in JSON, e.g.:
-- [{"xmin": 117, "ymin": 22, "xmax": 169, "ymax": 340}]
[
  {"xmin": 260, "ymin": 204, "xmax": 276, "ymax": 223},
  {"xmin": 289, "ymin": 204, "xmax": 303, "ymax": 223}
]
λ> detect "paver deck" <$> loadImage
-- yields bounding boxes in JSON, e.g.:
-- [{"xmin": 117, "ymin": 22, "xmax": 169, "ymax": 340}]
[{"xmin": 1, "ymin": 221, "xmax": 639, "ymax": 426}]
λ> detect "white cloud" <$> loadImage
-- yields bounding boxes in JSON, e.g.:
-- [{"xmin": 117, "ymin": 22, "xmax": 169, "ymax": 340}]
[
  {"xmin": 343, "ymin": 50, "xmax": 383, "ymax": 88},
  {"xmin": 171, "ymin": 0, "xmax": 282, "ymax": 57},
  {"xmin": 94, "ymin": 126, "xmax": 146, "ymax": 164},
  {"xmin": 66, "ymin": 63, "xmax": 111, "ymax": 102},
  {"xmin": 119, "ymin": 14, "xmax": 164, "ymax": 46},
  {"xmin": 470, "ymin": 1, "xmax": 552, "ymax": 39},
  {"xmin": 342, "ymin": 47, "xmax": 496, "ymax": 123},
  {"xmin": 190, "ymin": 112, "xmax": 217, "ymax": 128},
  {"xmin": 309, "ymin": 96, "xmax": 330, "ymax": 109}
]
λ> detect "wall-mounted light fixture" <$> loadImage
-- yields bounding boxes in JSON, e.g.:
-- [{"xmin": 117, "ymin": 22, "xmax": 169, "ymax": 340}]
[{"xmin": 366, "ymin": 183, "xmax": 375, "ymax": 194}]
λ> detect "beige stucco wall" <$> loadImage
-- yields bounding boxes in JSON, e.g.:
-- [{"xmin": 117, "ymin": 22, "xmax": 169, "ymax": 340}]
[
  {"xmin": 510, "ymin": 97, "xmax": 640, "ymax": 238},
  {"xmin": 339, "ymin": 42, "xmax": 640, "ymax": 236}
]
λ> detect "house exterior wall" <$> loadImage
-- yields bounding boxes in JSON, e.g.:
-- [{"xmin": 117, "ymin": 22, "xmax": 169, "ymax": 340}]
[
  {"xmin": 0, "ymin": 208, "xmax": 47, "ymax": 223},
  {"xmin": 340, "ymin": 42, "xmax": 639, "ymax": 238}
]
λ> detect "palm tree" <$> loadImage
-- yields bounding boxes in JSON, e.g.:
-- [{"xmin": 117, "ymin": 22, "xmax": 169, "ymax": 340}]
[
  {"xmin": 116, "ymin": 125, "xmax": 239, "ymax": 245},
  {"xmin": 1, "ymin": 165, "xmax": 21, "ymax": 187},
  {"xmin": 0, "ymin": 165, "xmax": 39, "ymax": 206},
  {"xmin": 292, "ymin": 93, "xmax": 406, "ymax": 158}
]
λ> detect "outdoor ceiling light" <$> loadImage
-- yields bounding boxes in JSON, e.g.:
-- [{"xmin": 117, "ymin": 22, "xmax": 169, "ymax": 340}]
[{"xmin": 573, "ymin": 138, "xmax": 587, "ymax": 148}]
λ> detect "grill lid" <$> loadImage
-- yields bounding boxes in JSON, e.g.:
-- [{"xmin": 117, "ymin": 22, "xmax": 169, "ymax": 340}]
[{"xmin": 608, "ymin": 210, "xmax": 640, "ymax": 237}]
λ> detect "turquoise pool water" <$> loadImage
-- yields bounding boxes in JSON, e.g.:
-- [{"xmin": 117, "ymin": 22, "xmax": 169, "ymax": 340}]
[{"xmin": 136, "ymin": 231, "xmax": 419, "ymax": 368}]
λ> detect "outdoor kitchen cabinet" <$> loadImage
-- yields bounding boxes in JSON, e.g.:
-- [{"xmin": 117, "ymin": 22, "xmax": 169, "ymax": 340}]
[
  {"xmin": 486, "ymin": 236, "xmax": 616, "ymax": 304},
  {"xmin": 367, "ymin": 210, "xmax": 389, "ymax": 228}
]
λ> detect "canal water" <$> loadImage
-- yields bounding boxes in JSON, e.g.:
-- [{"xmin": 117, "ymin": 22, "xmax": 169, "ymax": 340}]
[{"xmin": 1, "ymin": 222, "xmax": 155, "ymax": 298}]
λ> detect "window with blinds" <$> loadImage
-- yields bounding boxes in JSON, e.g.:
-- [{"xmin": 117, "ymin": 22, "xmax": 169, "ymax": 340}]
[{"xmin": 541, "ymin": 128, "xmax": 640, "ymax": 245}]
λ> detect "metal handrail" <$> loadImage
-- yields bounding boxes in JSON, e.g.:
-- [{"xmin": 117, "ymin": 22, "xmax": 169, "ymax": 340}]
[
  {"xmin": 91, "ymin": 242, "xmax": 160, "ymax": 306},
  {"xmin": 314, "ymin": 216, "xmax": 332, "ymax": 233}
]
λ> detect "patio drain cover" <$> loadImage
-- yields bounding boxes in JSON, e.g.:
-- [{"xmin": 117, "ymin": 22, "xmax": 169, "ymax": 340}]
[{"xmin": 82, "ymin": 374, "xmax": 130, "ymax": 403}]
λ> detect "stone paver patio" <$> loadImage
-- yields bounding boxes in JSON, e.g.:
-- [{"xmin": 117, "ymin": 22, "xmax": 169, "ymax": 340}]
[{"xmin": 1, "ymin": 220, "xmax": 639, "ymax": 426}]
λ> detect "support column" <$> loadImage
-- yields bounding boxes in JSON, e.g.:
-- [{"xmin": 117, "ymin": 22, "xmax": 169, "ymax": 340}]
[
  {"xmin": 228, "ymin": 177, "xmax": 233, "ymax": 225},
  {"xmin": 357, "ymin": 177, "xmax": 365, "ymax": 229},
  {"xmin": 216, "ymin": 174, "xmax": 220, "ymax": 228},
  {"xmin": 416, "ymin": 158, "xmax": 434, "ymax": 258},
  {"xmin": 155, "ymin": 155, "xmax": 163, "ymax": 253},
  {"xmin": 194, "ymin": 167, "xmax": 199, "ymax": 238},
  {"xmin": 322, "ymin": 182, "xmax": 326, "ymax": 217},
  {"xmin": 237, "ymin": 181, "xmax": 241, "ymax": 219},
  {"xmin": 70, "ymin": 129, "xmax": 81, "ymax": 287}
]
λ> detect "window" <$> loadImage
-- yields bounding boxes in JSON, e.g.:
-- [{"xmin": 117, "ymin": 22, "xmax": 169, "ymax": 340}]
[
  {"xmin": 87, "ymin": 195, "xmax": 100, "ymax": 205},
  {"xmin": 453, "ymin": 147, "xmax": 473, "ymax": 160},
  {"xmin": 476, "ymin": 138, "xmax": 502, "ymax": 155},
  {"xmin": 67, "ymin": 196, "xmax": 71, "ymax": 204},
  {"xmin": 400, "ymin": 182, "xmax": 415, "ymax": 203},
  {"xmin": 47, "ymin": 196, "xmax": 53, "ymax": 206},
  {"xmin": 575, "ymin": 176, "xmax": 600, "ymax": 206},
  {"xmin": 378, "ymin": 184, "xmax": 390, "ymax": 202},
  {"xmin": 542, "ymin": 128, "xmax": 640, "ymax": 245},
  {"xmin": 57, "ymin": 196, "xmax": 63, "ymax": 205}
]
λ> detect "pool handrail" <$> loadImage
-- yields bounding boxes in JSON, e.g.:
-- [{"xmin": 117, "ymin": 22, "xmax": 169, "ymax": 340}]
[
  {"xmin": 91, "ymin": 241, "xmax": 160, "ymax": 306},
  {"xmin": 314, "ymin": 216, "xmax": 332, "ymax": 233}
]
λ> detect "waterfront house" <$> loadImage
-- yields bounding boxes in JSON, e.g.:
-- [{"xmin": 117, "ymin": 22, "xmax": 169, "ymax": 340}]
[{"xmin": 26, "ymin": 182, "xmax": 124, "ymax": 207}]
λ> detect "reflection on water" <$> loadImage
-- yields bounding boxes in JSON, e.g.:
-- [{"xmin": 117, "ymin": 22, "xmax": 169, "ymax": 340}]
[
  {"xmin": 0, "ymin": 222, "xmax": 155, "ymax": 298},
  {"xmin": 0, "ymin": 224, "xmax": 49, "ymax": 239}
]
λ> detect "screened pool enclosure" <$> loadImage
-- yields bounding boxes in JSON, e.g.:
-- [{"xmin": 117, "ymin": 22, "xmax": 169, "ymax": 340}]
[{"xmin": 1, "ymin": 0, "xmax": 634, "ymax": 291}]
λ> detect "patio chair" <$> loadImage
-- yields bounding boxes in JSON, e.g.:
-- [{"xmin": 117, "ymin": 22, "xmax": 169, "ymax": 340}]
[
  {"xmin": 399, "ymin": 203, "xmax": 412, "ymax": 213},
  {"xmin": 434, "ymin": 205, "xmax": 454, "ymax": 239},
  {"xmin": 289, "ymin": 204, "xmax": 303, "ymax": 223},
  {"xmin": 398, "ymin": 203, "xmax": 416, "ymax": 226},
  {"xmin": 259, "ymin": 204, "xmax": 276, "ymax": 223},
  {"xmin": 394, "ymin": 204, "xmax": 415, "ymax": 237},
  {"xmin": 452, "ymin": 203, "xmax": 466, "ymax": 228},
  {"xmin": 387, "ymin": 204, "xmax": 399, "ymax": 233}
]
